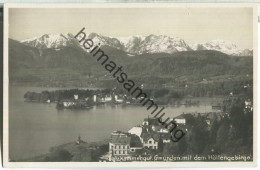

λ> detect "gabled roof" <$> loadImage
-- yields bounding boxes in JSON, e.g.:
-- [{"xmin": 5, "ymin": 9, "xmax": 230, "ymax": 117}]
[
  {"xmin": 110, "ymin": 131, "xmax": 143, "ymax": 147},
  {"xmin": 128, "ymin": 127, "xmax": 142, "ymax": 137},
  {"xmin": 111, "ymin": 135, "xmax": 131, "ymax": 145},
  {"xmin": 110, "ymin": 131, "xmax": 131, "ymax": 144},
  {"xmin": 141, "ymin": 130, "xmax": 161, "ymax": 142}
]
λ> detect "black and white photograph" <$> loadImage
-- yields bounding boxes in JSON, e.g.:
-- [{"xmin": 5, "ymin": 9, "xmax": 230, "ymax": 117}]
[{"xmin": 2, "ymin": 3, "xmax": 258, "ymax": 168}]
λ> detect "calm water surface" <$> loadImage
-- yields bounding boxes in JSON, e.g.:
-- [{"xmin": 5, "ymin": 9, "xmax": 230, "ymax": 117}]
[{"xmin": 9, "ymin": 86, "xmax": 218, "ymax": 160}]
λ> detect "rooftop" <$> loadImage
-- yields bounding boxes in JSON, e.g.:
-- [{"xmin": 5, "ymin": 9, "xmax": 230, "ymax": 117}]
[
  {"xmin": 111, "ymin": 134, "xmax": 131, "ymax": 145},
  {"xmin": 143, "ymin": 117, "xmax": 160, "ymax": 126},
  {"xmin": 128, "ymin": 127, "xmax": 142, "ymax": 137}
]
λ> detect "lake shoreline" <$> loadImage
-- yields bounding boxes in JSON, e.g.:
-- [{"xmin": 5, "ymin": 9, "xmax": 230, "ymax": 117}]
[{"xmin": 9, "ymin": 86, "xmax": 223, "ymax": 160}]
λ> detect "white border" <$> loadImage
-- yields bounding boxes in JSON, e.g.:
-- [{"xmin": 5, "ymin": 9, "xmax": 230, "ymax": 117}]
[{"xmin": 3, "ymin": 3, "xmax": 259, "ymax": 168}]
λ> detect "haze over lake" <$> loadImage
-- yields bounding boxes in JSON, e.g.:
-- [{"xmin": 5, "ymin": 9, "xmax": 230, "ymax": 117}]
[{"xmin": 9, "ymin": 86, "xmax": 219, "ymax": 160}]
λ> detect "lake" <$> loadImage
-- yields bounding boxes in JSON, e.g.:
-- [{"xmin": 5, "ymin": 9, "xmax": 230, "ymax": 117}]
[{"xmin": 9, "ymin": 86, "xmax": 220, "ymax": 160}]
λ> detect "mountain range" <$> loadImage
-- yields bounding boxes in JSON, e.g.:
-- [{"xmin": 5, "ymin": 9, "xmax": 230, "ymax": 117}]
[
  {"xmin": 20, "ymin": 33, "xmax": 253, "ymax": 56},
  {"xmin": 9, "ymin": 32, "xmax": 253, "ymax": 88}
]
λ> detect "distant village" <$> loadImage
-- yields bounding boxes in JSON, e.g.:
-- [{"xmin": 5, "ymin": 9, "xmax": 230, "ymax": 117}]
[
  {"xmin": 24, "ymin": 87, "xmax": 253, "ymax": 111},
  {"xmin": 55, "ymin": 92, "xmax": 253, "ymax": 115},
  {"xmin": 56, "ymin": 93, "xmax": 141, "ymax": 109},
  {"xmin": 53, "ymin": 92, "xmax": 224, "ymax": 110},
  {"xmin": 24, "ymin": 89, "xmax": 148, "ymax": 109}
]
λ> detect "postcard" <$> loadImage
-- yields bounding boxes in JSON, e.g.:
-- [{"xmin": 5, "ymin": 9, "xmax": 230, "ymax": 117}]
[{"xmin": 3, "ymin": 3, "xmax": 258, "ymax": 168}]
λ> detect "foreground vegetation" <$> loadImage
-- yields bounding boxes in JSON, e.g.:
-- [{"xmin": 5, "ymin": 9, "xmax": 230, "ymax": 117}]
[{"xmin": 13, "ymin": 140, "xmax": 109, "ymax": 162}]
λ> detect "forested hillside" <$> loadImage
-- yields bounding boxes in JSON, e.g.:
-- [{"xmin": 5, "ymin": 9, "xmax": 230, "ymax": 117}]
[{"xmin": 9, "ymin": 39, "xmax": 253, "ymax": 90}]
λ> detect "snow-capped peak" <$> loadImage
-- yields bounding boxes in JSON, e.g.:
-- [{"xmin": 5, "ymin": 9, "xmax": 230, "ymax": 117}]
[
  {"xmin": 191, "ymin": 40, "xmax": 244, "ymax": 56},
  {"xmin": 20, "ymin": 33, "xmax": 253, "ymax": 56},
  {"xmin": 117, "ymin": 34, "xmax": 191, "ymax": 54},
  {"xmin": 136, "ymin": 34, "xmax": 191, "ymax": 54},
  {"xmin": 21, "ymin": 33, "xmax": 81, "ymax": 49},
  {"xmin": 87, "ymin": 33, "xmax": 124, "ymax": 50},
  {"xmin": 118, "ymin": 35, "xmax": 147, "ymax": 45}
]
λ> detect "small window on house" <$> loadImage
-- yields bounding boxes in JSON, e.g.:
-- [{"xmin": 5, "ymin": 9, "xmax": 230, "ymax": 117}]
[
  {"xmin": 149, "ymin": 140, "xmax": 152, "ymax": 144},
  {"xmin": 131, "ymin": 149, "xmax": 134, "ymax": 152}
]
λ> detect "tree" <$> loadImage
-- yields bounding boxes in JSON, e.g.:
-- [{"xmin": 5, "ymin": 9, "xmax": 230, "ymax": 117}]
[
  {"xmin": 216, "ymin": 118, "xmax": 230, "ymax": 152},
  {"xmin": 209, "ymin": 119, "xmax": 220, "ymax": 144},
  {"xmin": 230, "ymin": 103, "xmax": 247, "ymax": 139}
]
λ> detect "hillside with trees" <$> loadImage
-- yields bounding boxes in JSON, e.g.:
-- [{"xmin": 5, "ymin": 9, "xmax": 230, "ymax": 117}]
[{"xmin": 9, "ymin": 39, "xmax": 252, "ymax": 92}]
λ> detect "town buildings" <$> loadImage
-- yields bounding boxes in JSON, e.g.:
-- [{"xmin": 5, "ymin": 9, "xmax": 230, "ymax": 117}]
[
  {"xmin": 109, "ymin": 117, "xmax": 173, "ymax": 159},
  {"xmin": 105, "ymin": 110, "xmax": 229, "ymax": 161}
]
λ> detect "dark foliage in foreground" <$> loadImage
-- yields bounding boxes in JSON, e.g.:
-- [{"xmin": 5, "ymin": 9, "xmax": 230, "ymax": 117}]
[{"xmin": 160, "ymin": 98, "xmax": 253, "ymax": 159}]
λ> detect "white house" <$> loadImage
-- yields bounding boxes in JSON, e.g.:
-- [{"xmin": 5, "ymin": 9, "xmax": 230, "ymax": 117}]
[
  {"xmin": 93, "ymin": 95, "xmax": 97, "ymax": 102},
  {"xmin": 105, "ymin": 95, "xmax": 112, "ymax": 102},
  {"xmin": 174, "ymin": 114, "xmax": 186, "ymax": 125},
  {"xmin": 115, "ymin": 95, "xmax": 124, "ymax": 103},
  {"xmin": 109, "ymin": 131, "xmax": 130, "ymax": 156},
  {"xmin": 63, "ymin": 101, "xmax": 75, "ymax": 107},
  {"xmin": 109, "ymin": 131, "xmax": 142, "ymax": 157},
  {"xmin": 141, "ymin": 135, "xmax": 158, "ymax": 149},
  {"xmin": 74, "ymin": 94, "xmax": 79, "ymax": 100}
]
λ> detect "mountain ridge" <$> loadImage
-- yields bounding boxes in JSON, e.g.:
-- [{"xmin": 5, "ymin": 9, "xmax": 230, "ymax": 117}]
[{"xmin": 20, "ymin": 33, "xmax": 253, "ymax": 56}]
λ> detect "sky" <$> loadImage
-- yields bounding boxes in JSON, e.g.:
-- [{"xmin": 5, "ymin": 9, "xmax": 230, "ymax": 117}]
[{"xmin": 9, "ymin": 7, "xmax": 253, "ymax": 49}]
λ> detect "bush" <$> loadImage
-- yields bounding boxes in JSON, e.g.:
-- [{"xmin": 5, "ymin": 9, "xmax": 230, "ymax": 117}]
[{"xmin": 44, "ymin": 149, "xmax": 72, "ymax": 162}]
